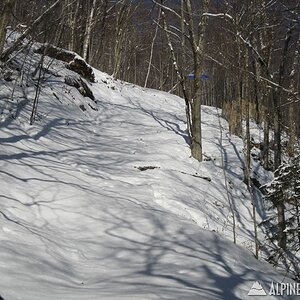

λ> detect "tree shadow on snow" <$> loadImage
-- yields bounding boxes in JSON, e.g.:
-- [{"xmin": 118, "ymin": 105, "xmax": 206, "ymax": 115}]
[
  {"xmin": 85, "ymin": 208, "xmax": 285, "ymax": 300},
  {"xmin": 128, "ymin": 98, "xmax": 191, "ymax": 145}
]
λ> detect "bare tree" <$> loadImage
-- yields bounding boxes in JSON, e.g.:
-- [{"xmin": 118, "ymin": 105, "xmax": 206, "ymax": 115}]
[
  {"xmin": 0, "ymin": 0, "xmax": 15, "ymax": 56},
  {"xmin": 144, "ymin": 7, "xmax": 161, "ymax": 88},
  {"xmin": 82, "ymin": 0, "xmax": 97, "ymax": 62},
  {"xmin": 156, "ymin": 0, "xmax": 210, "ymax": 161},
  {"xmin": 1, "ymin": 0, "xmax": 63, "ymax": 61},
  {"xmin": 112, "ymin": 0, "xmax": 136, "ymax": 78}
]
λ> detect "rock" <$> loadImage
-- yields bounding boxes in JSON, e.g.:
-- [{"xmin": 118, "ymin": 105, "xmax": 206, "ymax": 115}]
[
  {"xmin": 67, "ymin": 57, "xmax": 95, "ymax": 83},
  {"xmin": 64, "ymin": 75, "xmax": 95, "ymax": 101},
  {"xmin": 79, "ymin": 104, "xmax": 86, "ymax": 111},
  {"xmin": 35, "ymin": 44, "xmax": 95, "ymax": 82}
]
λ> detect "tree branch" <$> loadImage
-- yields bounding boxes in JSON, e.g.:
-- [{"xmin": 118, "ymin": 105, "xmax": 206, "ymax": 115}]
[{"xmin": 1, "ymin": 0, "xmax": 63, "ymax": 61}]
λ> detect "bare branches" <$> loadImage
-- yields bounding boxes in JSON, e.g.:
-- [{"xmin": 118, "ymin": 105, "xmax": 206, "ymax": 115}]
[
  {"xmin": 82, "ymin": 0, "xmax": 97, "ymax": 62},
  {"xmin": 0, "ymin": 0, "xmax": 16, "ymax": 55},
  {"xmin": 152, "ymin": 0, "xmax": 182, "ymax": 21},
  {"xmin": 144, "ymin": 7, "xmax": 161, "ymax": 87},
  {"xmin": 204, "ymin": 53, "xmax": 300, "ymax": 104},
  {"xmin": 1, "ymin": 0, "xmax": 63, "ymax": 61},
  {"xmin": 160, "ymin": 6, "xmax": 192, "ymax": 139}
]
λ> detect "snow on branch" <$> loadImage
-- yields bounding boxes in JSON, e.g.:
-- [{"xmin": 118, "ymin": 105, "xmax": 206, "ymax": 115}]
[
  {"xmin": 202, "ymin": 12, "xmax": 234, "ymax": 21},
  {"xmin": 203, "ymin": 12, "xmax": 268, "ymax": 68}
]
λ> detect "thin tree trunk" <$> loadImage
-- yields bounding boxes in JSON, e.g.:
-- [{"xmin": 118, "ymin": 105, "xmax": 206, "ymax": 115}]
[
  {"xmin": 296, "ymin": 201, "xmax": 300, "ymax": 248},
  {"xmin": 161, "ymin": 6, "xmax": 192, "ymax": 138},
  {"xmin": 112, "ymin": 1, "xmax": 131, "ymax": 78},
  {"xmin": 273, "ymin": 90, "xmax": 282, "ymax": 169},
  {"xmin": 287, "ymin": 36, "xmax": 299, "ymax": 156},
  {"xmin": 30, "ymin": 49, "xmax": 46, "ymax": 125},
  {"xmin": 273, "ymin": 25, "xmax": 293, "ymax": 169},
  {"xmin": 191, "ymin": 57, "xmax": 203, "ymax": 161},
  {"xmin": 69, "ymin": 0, "xmax": 80, "ymax": 51},
  {"xmin": 144, "ymin": 8, "xmax": 161, "ymax": 88},
  {"xmin": 90, "ymin": 0, "xmax": 109, "ymax": 63},
  {"xmin": 244, "ymin": 42, "xmax": 259, "ymax": 258},
  {"xmin": 235, "ymin": 39, "xmax": 243, "ymax": 136},
  {"xmin": 82, "ymin": 0, "xmax": 97, "ymax": 62},
  {"xmin": 277, "ymin": 198, "xmax": 287, "ymax": 250},
  {"xmin": 0, "ymin": 0, "xmax": 15, "ymax": 56},
  {"xmin": 263, "ymin": 111, "xmax": 270, "ymax": 169},
  {"xmin": 252, "ymin": 59, "xmax": 260, "ymax": 123},
  {"xmin": 216, "ymin": 108, "xmax": 236, "ymax": 244}
]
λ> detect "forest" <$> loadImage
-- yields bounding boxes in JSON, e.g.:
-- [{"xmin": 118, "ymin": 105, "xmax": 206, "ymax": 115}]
[
  {"xmin": 2, "ymin": 1, "xmax": 299, "ymax": 160},
  {"xmin": 1, "ymin": 0, "xmax": 300, "ymax": 286}
]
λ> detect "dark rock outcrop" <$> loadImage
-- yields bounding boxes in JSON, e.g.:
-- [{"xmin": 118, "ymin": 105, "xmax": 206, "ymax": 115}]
[{"xmin": 35, "ymin": 44, "xmax": 95, "ymax": 82}]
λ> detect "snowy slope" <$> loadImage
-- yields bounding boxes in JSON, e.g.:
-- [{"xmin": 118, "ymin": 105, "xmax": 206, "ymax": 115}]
[{"xmin": 0, "ymin": 45, "xmax": 296, "ymax": 299}]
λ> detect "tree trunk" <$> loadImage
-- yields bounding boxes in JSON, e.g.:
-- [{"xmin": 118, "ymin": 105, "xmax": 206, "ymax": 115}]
[
  {"xmin": 191, "ymin": 57, "xmax": 203, "ymax": 161},
  {"xmin": 184, "ymin": 0, "xmax": 210, "ymax": 161},
  {"xmin": 263, "ymin": 110, "xmax": 270, "ymax": 170},
  {"xmin": 0, "ymin": 0, "xmax": 15, "ymax": 56},
  {"xmin": 273, "ymin": 90, "xmax": 282, "ymax": 170},
  {"xmin": 144, "ymin": 8, "xmax": 161, "ymax": 88},
  {"xmin": 90, "ymin": 0, "xmax": 109, "ymax": 64},
  {"xmin": 287, "ymin": 36, "xmax": 299, "ymax": 157},
  {"xmin": 296, "ymin": 201, "xmax": 300, "ymax": 248},
  {"xmin": 82, "ymin": 0, "xmax": 97, "ymax": 62},
  {"xmin": 161, "ymin": 6, "xmax": 192, "ymax": 139},
  {"xmin": 273, "ymin": 25, "xmax": 293, "ymax": 169},
  {"xmin": 68, "ymin": 0, "xmax": 80, "ymax": 52},
  {"xmin": 244, "ymin": 66, "xmax": 251, "ymax": 183},
  {"xmin": 277, "ymin": 198, "xmax": 287, "ymax": 250},
  {"xmin": 112, "ymin": 1, "xmax": 132, "ymax": 78}
]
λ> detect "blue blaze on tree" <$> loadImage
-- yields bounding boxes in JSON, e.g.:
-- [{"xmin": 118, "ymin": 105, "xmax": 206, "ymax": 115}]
[{"xmin": 187, "ymin": 73, "xmax": 209, "ymax": 80}]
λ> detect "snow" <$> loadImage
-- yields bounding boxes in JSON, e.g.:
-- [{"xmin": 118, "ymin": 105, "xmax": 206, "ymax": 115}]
[
  {"xmin": 0, "ymin": 45, "xmax": 297, "ymax": 299},
  {"xmin": 202, "ymin": 13, "xmax": 234, "ymax": 21}
]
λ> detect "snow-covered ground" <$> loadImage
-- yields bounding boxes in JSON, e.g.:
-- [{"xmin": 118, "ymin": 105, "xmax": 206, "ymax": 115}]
[{"xmin": 0, "ymin": 45, "xmax": 296, "ymax": 299}]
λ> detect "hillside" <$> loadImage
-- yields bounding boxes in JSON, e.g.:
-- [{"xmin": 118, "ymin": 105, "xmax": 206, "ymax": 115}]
[{"xmin": 0, "ymin": 42, "xmax": 296, "ymax": 299}]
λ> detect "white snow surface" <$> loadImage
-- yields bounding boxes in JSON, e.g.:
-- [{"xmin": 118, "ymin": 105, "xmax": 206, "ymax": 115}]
[{"xmin": 0, "ymin": 49, "xmax": 296, "ymax": 299}]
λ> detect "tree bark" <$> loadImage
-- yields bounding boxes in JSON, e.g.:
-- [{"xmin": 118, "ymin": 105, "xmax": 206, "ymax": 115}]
[
  {"xmin": 112, "ymin": 1, "xmax": 132, "ymax": 78},
  {"xmin": 273, "ymin": 25, "xmax": 293, "ymax": 169},
  {"xmin": 184, "ymin": 0, "xmax": 210, "ymax": 161},
  {"xmin": 0, "ymin": 0, "xmax": 15, "ymax": 56},
  {"xmin": 144, "ymin": 8, "xmax": 161, "ymax": 88},
  {"xmin": 90, "ymin": 0, "xmax": 109, "ymax": 64},
  {"xmin": 82, "ymin": 0, "xmax": 97, "ymax": 62},
  {"xmin": 68, "ymin": 0, "xmax": 80, "ymax": 52},
  {"xmin": 287, "ymin": 36, "xmax": 299, "ymax": 157},
  {"xmin": 191, "ymin": 55, "xmax": 203, "ymax": 161},
  {"xmin": 160, "ymin": 8, "xmax": 192, "ymax": 138},
  {"xmin": 277, "ymin": 197, "xmax": 287, "ymax": 250}
]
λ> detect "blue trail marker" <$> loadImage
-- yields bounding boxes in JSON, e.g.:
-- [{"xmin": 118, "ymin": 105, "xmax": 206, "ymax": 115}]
[{"xmin": 187, "ymin": 73, "xmax": 209, "ymax": 80}]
